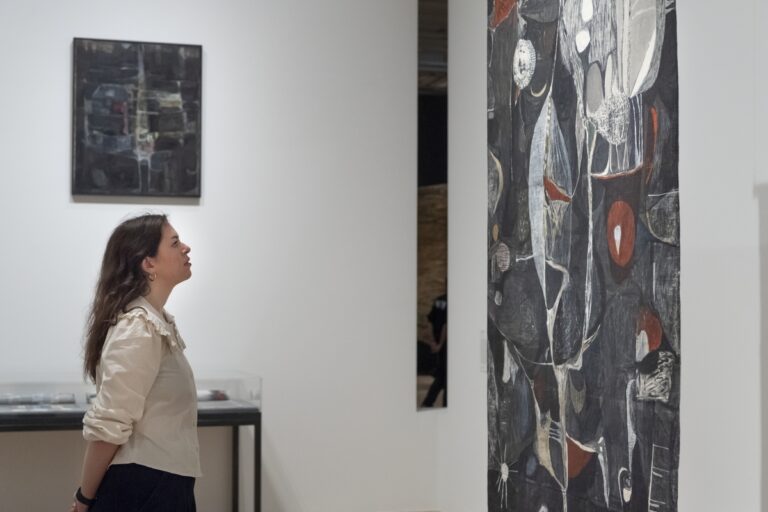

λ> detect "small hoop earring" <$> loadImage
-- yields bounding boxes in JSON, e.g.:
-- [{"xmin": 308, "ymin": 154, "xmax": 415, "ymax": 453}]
[{"xmin": 148, "ymin": 273, "xmax": 156, "ymax": 282}]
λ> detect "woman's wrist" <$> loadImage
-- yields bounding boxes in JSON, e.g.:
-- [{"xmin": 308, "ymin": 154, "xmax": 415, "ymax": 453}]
[{"xmin": 74, "ymin": 487, "xmax": 96, "ymax": 507}]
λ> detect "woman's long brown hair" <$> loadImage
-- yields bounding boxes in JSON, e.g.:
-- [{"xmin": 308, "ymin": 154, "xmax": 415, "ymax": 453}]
[{"xmin": 83, "ymin": 214, "xmax": 167, "ymax": 382}]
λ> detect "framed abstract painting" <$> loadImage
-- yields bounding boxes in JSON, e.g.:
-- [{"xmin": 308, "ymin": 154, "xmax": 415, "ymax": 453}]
[{"xmin": 72, "ymin": 38, "xmax": 202, "ymax": 197}]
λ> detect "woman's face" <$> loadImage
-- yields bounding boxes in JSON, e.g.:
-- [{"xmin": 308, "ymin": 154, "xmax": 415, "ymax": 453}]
[{"xmin": 149, "ymin": 223, "xmax": 192, "ymax": 286}]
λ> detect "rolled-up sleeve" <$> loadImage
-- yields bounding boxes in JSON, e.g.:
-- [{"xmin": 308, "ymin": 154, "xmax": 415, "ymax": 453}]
[{"xmin": 83, "ymin": 313, "xmax": 163, "ymax": 444}]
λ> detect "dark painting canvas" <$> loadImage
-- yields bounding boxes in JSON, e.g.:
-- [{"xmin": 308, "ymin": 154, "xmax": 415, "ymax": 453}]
[
  {"xmin": 72, "ymin": 38, "xmax": 202, "ymax": 197},
  {"xmin": 487, "ymin": 1, "xmax": 679, "ymax": 510}
]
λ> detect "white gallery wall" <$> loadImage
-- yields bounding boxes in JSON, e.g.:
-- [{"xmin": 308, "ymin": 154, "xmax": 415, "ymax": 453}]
[
  {"xmin": 0, "ymin": 1, "xmax": 440, "ymax": 511},
  {"xmin": 437, "ymin": 1, "xmax": 767, "ymax": 511}
]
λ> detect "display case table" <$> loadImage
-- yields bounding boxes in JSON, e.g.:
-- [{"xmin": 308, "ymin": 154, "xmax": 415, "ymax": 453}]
[{"xmin": 0, "ymin": 382, "xmax": 261, "ymax": 512}]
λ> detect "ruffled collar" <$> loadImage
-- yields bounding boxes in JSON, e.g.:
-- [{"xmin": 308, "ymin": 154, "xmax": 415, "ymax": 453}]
[{"xmin": 123, "ymin": 296, "xmax": 187, "ymax": 350}]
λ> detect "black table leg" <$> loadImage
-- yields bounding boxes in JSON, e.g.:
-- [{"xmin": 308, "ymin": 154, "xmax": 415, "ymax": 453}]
[
  {"xmin": 254, "ymin": 419, "xmax": 261, "ymax": 512},
  {"xmin": 232, "ymin": 425, "xmax": 239, "ymax": 512}
]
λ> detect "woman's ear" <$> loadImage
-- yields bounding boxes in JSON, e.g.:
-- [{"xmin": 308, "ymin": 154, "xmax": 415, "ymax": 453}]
[{"xmin": 141, "ymin": 256, "xmax": 156, "ymax": 275}]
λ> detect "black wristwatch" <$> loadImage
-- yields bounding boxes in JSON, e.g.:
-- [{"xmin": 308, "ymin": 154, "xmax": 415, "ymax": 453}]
[{"xmin": 75, "ymin": 487, "xmax": 96, "ymax": 507}]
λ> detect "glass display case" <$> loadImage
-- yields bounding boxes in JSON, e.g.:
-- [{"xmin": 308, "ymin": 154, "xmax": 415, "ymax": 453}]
[
  {"xmin": 0, "ymin": 375, "xmax": 261, "ymax": 420},
  {"xmin": 0, "ymin": 373, "xmax": 262, "ymax": 512},
  {"xmin": 0, "ymin": 379, "xmax": 95, "ymax": 427},
  {"xmin": 195, "ymin": 372, "xmax": 263, "ymax": 412}
]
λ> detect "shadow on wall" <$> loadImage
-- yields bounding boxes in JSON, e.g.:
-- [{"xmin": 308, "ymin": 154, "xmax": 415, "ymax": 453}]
[
  {"xmin": 756, "ymin": 184, "xmax": 768, "ymax": 512},
  {"xmin": 262, "ymin": 431, "xmax": 303, "ymax": 512}
]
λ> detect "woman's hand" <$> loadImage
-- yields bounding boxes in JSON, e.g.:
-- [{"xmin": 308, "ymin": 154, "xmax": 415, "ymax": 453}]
[{"xmin": 69, "ymin": 500, "xmax": 89, "ymax": 512}]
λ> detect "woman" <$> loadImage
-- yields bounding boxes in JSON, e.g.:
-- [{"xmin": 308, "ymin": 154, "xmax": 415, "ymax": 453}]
[{"xmin": 70, "ymin": 214, "xmax": 200, "ymax": 512}]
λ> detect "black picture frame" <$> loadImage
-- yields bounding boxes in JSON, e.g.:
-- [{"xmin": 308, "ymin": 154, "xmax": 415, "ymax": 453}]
[{"xmin": 72, "ymin": 38, "xmax": 202, "ymax": 197}]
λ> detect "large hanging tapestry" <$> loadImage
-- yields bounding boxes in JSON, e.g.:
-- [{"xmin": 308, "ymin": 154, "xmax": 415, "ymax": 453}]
[{"xmin": 487, "ymin": 1, "xmax": 679, "ymax": 511}]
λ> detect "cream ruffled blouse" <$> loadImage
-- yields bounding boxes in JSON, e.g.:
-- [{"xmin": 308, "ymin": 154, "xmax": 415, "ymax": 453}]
[{"xmin": 82, "ymin": 296, "xmax": 202, "ymax": 477}]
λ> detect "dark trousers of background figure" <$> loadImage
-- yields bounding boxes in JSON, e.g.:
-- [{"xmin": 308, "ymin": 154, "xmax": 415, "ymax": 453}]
[
  {"xmin": 89, "ymin": 463, "xmax": 196, "ymax": 512},
  {"xmin": 422, "ymin": 345, "xmax": 447, "ymax": 407}
]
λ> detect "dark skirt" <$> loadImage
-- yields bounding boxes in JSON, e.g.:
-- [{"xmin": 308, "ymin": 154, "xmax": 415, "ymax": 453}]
[{"xmin": 89, "ymin": 463, "xmax": 196, "ymax": 512}]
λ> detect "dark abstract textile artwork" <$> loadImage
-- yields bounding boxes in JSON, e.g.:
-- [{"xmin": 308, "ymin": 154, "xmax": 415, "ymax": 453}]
[
  {"xmin": 487, "ymin": 1, "xmax": 679, "ymax": 511},
  {"xmin": 72, "ymin": 38, "xmax": 202, "ymax": 197}
]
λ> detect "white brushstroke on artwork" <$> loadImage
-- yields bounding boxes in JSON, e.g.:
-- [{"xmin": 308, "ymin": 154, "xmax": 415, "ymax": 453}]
[
  {"xmin": 496, "ymin": 243, "xmax": 512, "ymax": 272},
  {"xmin": 633, "ymin": 29, "xmax": 658, "ymax": 96},
  {"xmin": 531, "ymin": 82, "xmax": 549, "ymax": 98},
  {"xmin": 587, "ymin": 0, "xmax": 616, "ymax": 67},
  {"xmin": 530, "ymin": 371, "xmax": 567, "ymax": 494},
  {"xmin": 575, "ymin": 30, "xmax": 591, "ymax": 53},
  {"xmin": 595, "ymin": 93, "xmax": 630, "ymax": 145},
  {"xmin": 626, "ymin": 380, "xmax": 637, "ymax": 473},
  {"xmin": 531, "ymin": 95, "xmax": 575, "ymax": 290},
  {"xmin": 648, "ymin": 445, "xmax": 672, "ymax": 511},
  {"xmin": 555, "ymin": 365, "xmax": 570, "ymax": 506},
  {"xmin": 617, "ymin": 0, "xmax": 630, "ymax": 93},
  {"xmin": 134, "ymin": 46, "xmax": 148, "ymax": 192},
  {"xmin": 619, "ymin": 467, "xmax": 633, "ymax": 503},
  {"xmin": 637, "ymin": 352, "xmax": 674, "ymax": 402},
  {"xmin": 574, "ymin": 108, "xmax": 586, "ymax": 185},
  {"xmin": 497, "ymin": 452, "xmax": 510, "ymax": 509},
  {"xmin": 613, "ymin": 225, "xmax": 622, "ymax": 255},
  {"xmin": 528, "ymin": 97, "xmax": 551, "ymax": 300},
  {"xmin": 580, "ymin": 128, "xmax": 598, "ymax": 347},
  {"xmin": 545, "ymin": 263, "xmax": 571, "ymax": 345},
  {"xmin": 615, "ymin": 0, "xmax": 667, "ymax": 97},
  {"xmin": 581, "ymin": 0, "xmax": 594, "ymax": 21},
  {"xmin": 590, "ymin": 95, "xmax": 645, "ymax": 177},
  {"xmin": 494, "ymin": 443, "xmax": 516, "ymax": 509},
  {"xmin": 488, "ymin": 149, "xmax": 504, "ymax": 214},
  {"xmin": 488, "ymin": 29, "xmax": 495, "ymax": 68},
  {"xmin": 502, "ymin": 342, "xmax": 518, "ymax": 384},
  {"xmin": 558, "ymin": 0, "xmax": 589, "ymax": 126},
  {"xmin": 636, "ymin": 330, "xmax": 650, "ymax": 361},
  {"xmin": 487, "ymin": 346, "xmax": 504, "ymax": 490},
  {"xmin": 645, "ymin": 190, "xmax": 680, "ymax": 245},
  {"xmin": 513, "ymin": 39, "xmax": 537, "ymax": 89},
  {"xmin": 568, "ymin": 373, "xmax": 585, "ymax": 414},
  {"xmin": 534, "ymin": 409, "xmax": 560, "ymax": 486},
  {"xmin": 569, "ymin": 434, "xmax": 609, "ymax": 504},
  {"xmin": 647, "ymin": 190, "xmax": 680, "ymax": 198},
  {"xmin": 595, "ymin": 437, "xmax": 610, "ymax": 507},
  {"xmin": 605, "ymin": 55, "xmax": 616, "ymax": 98}
]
